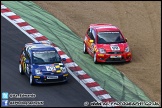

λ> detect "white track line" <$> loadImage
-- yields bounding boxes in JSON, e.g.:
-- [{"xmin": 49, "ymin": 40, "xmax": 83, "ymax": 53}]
[
  {"xmin": 1, "ymin": 13, "xmax": 38, "ymax": 43},
  {"xmin": 12, "ymin": 18, "xmax": 25, "ymax": 23}
]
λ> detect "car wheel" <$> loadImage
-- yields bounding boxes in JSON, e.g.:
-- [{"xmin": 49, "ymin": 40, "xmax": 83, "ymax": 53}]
[
  {"xmin": 94, "ymin": 53, "xmax": 98, "ymax": 64},
  {"xmin": 19, "ymin": 63, "xmax": 24, "ymax": 75},
  {"xmin": 83, "ymin": 43, "xmax": 88, "ymax": 54},
  {"xmin": 30, "ymin": 74, "xmax": 34, "ymax": 85}
]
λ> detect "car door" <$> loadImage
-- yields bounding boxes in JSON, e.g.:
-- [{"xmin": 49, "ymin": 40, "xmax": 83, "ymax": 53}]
[
  {"xmin": 85, "ymin": 28, "xmax": 95, "ymax": 54},
  {"xmin": 84, "ymin": 28, "xmax": 90, "ymax": 48},
  {"xmin": 20, "ymin": 48, "xmax": 26, "ymax": 73},
  {"xmin": 89, "ymin": 29, "xmax": 96, "ymax": 54},
  {"xmin": 20, "ymin": 47, "xmax": 30, "ymax": 75},
  {"xmin": 24, "ymin": 48, "xmax": 31, "ymax": 76}
]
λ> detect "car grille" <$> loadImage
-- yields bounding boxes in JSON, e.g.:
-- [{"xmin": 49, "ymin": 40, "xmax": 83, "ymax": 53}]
[
  {"xmin": 106, "ymin": 57, "xmax": 125, "ymax": 62},
  {"xmin": 107, "ymin": 52, "xmax": 122, "ymax": 54},
  {"xmin": 43, "ymin": 72, "xmax": 60, "ymax": 75},
  {"xmin": 35, "ymin": 76, "xmax": 68, "ymax": 83},
  {"xmin": 42, "ymin": 77, "xmax": 67, "ymax": 83}
]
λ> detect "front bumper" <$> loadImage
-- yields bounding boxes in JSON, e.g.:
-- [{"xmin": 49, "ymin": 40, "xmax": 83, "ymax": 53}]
[
  {"xmin": 33, "ymin": 74, "xmax": 69, "ymax": 84},
  {"xmin": 96, "ymin": 52, "xmax": 132, "ymax": 63}
]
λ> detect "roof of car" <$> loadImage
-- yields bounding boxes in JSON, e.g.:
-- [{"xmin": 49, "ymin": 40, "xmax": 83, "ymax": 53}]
[
  {"xmin": 25, "ymin": 42, "xmax": 56, "ymax": 52},
  {"xmin": 90, "ymin": 23, "xmax": 120, "ymax": 32}
]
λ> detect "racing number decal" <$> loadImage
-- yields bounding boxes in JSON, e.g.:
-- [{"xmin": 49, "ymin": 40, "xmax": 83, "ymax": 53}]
[
  {"xmin": 46, "ymin": 66, "xmax": 56, "ymax": 71},
  {"xmin": 110, "ymin": 45, "xmax": 120, "ymax": 51}
]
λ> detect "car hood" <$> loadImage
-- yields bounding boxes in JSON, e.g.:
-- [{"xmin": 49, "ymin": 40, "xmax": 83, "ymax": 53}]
[
  {"xmin": 32, "ymin": 63, "xmax": 64, "ymax": 72},
  {"xmin": 96, "ymin": 43, "xmax": 128, "ymax": 52}
]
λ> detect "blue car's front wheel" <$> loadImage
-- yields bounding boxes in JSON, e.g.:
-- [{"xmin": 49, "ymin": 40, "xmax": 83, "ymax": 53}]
[{"xmin": 30, "ymin": 74, "xmax": 35, "ymax": 85}]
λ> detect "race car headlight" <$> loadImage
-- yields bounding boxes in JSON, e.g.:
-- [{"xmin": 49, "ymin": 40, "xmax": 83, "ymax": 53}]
[
  {"xmin": 99, "ymin": 48, "xmax": 106, "ymax": 54},
  {"xmin": 62, "ymin": 67, "xmax": 67, "ymax": 73},
  {"xmin": 125, "ymin": 46, "xmax": 129, "ymax": 52},
  {"xmin": 35, "ymin": 69, "xmax": 42, "ymax": 75}
]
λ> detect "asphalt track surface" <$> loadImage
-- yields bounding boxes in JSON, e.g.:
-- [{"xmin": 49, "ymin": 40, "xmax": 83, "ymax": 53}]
[{"xmin": 1, "ymin": 16, "xmax": 95, "ymax": 107}]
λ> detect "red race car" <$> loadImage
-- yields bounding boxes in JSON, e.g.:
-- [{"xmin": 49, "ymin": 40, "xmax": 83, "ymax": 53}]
[{"xmin": 83, "ymin": 23, "xmax": 132, "ymax": 63}]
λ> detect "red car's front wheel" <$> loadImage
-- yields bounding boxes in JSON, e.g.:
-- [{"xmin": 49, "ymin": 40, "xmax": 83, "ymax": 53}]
[
  {"xmin": 93, "ymin": 53, "xmax": 98, "ymax": 64},
  {"xmin": 30, "ymin": 74, "xmax": 34, "ymax": 85}
]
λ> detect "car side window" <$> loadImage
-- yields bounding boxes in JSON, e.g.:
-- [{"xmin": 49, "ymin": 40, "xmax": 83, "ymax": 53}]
[
  {"xmin": 24, "ymin": 47, "xmax": 30, "ymax": 62},
  {"xmin": 87, "ymin": 28, "xmax": 95, "ymax": 41},
  {"xmin": 91, "ymin": 29, "xmax": 95, "ymax": 41},
  {"xmin": 26, "ymin": 52, "xmax": 30, "ymax": 60},
  {"xmin": 87, "ymin": 28, "xmax": 91, "ymax": 37}
]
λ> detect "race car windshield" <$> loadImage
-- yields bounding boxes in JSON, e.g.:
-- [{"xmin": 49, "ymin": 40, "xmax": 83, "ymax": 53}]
[
  {"xmin": 32, "ymin": 51, "xmax": 61, "ymax": 64},
  {"xmin": 97, "ymin": 32, "xmax": 125, "ymax": 44}
]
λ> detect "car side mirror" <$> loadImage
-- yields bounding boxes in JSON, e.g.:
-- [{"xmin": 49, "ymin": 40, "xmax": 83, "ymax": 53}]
[
  {"xmin": 125, "ymin": 38, "xmax": 128, "ymax": 42},
  {"xmin": 61, "ymin": 58, "xmax": 66, "ymax": 61},
  {"xmin": 25, "ymin": 59, "xmax": 29, "ymax": 64},
  {"xmin": 89, "ymin": 40, "xmax": 94, "ymax": 43}
]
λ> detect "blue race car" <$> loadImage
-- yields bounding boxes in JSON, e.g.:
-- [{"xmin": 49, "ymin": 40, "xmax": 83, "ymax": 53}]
[{"xmin": 19, "ymin": 42, "xmax": 69, "ymax": 85}]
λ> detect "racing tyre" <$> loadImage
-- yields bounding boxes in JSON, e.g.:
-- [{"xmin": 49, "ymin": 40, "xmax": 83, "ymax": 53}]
[
  {"xmin": 19, "ymin": 63, "xmax": 24, "ymax": 75},
  {"xmin": 83, "ymin": 43, "xmax": 88, "ymax": 54},
  {"xmin": 30, "ymin": 74, "xmax": 34, "ymax": 85},
  {"xmin": 94, "ymin": 53, "xmax": 98, "ymax": 64}
]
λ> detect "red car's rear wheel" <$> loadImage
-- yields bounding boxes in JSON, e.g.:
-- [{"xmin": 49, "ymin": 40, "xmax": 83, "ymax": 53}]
[{"xmin": 83, "ymin": 43, "xmax": 88, "ymax": 54}]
